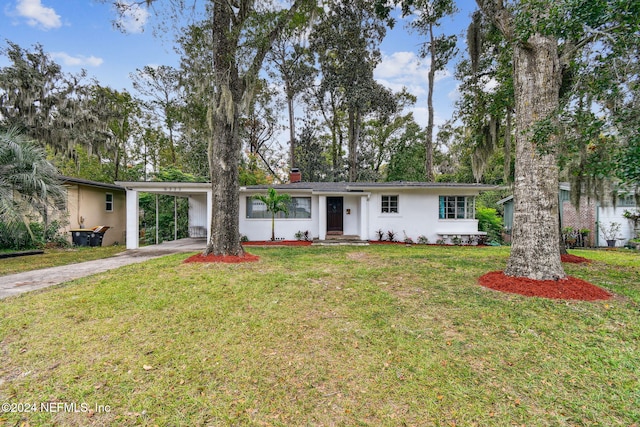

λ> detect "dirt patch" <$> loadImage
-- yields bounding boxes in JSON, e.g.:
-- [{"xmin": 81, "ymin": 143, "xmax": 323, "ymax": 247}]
[
  {"xmin": 243, "ymin": 240, "xmax": 312, "ymax": 246},
  {"xmin": 561, "ymin": 254, "xmax": 592, "ymax": 264},
  {"xmin": 346, "ymin": 252, "xmax": 372, "ymax": 261},
  {"xmin": 183, "ymin": 253, "xmax": 260, "ymax": 264},
  {"xmin": 478, "ymin": 271, "xmax": 611, "ymax": 301}
]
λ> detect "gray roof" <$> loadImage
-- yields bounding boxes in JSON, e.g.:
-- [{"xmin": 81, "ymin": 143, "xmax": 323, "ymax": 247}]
[
  {"xmin": 60, "ymin": 176, "xmax": 125, "ymax": 192},
  {"xmin": 243, "ymin": 181, "xmax": 498, "ymax": 193}
]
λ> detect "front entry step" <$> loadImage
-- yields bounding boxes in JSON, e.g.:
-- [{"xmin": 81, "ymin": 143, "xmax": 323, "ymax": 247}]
[{"xmin": 312, "ymin": 235, "xmax": 369, "ymax": 246}]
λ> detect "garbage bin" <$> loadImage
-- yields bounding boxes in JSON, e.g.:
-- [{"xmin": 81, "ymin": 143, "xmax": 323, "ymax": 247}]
[
  {"xmin": 89, "ymin": 232, "xmax": 104, "ymax": 246},
  {"xmin": 89, "ymin": 226, "xmax": 110, "ymax": 247},
  {"xmin": 70, "ymin": 226, "xmax": 110, "ymax": 247},
  {"xmin": 70, "ymin": 229, "xmax": 93, "ymax": 246}
]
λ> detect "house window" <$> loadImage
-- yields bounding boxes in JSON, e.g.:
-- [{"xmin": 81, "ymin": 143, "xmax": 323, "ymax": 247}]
[
  {"xmin": 381, "ymin": 195, "xmax": 399, "ymax": 213},
  {"xmin": 617, "ymin": 194, "xmax": 637, "ymax": 207},
  {"xmin": 439, "ymin": 196, "xmax": 475, "ymax": 219},
  {"xmin": 246, "ymin": 197, "xmax": 312, "ymax": 219},
  {"xmin": 105, "ymin": 193, "xmax": 113, "ymax": 212}
]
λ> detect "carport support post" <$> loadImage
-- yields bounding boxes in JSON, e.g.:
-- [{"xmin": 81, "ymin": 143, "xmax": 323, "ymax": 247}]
[
  {"xmin": 155, "ymin": 195, "xmax": 159, "ymax": 245},
  {"xmin": 125, "ymin": 189, "xmax": 139, "ymax": 249}
]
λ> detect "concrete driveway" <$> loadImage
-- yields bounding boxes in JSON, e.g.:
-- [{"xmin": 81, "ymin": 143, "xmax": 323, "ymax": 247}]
[{"xmin": 0, "ymin": 239, "xmax": 206, "ymax": 300}]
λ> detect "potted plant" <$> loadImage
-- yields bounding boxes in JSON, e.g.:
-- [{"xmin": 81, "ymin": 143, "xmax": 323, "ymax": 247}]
[
  {"xmin": 598, "ymin": 221, "xmax": 621, "ymax": 247},
  {"xmin": 579, "ymin": 228, "xmax": 591, "ymax": 247}
]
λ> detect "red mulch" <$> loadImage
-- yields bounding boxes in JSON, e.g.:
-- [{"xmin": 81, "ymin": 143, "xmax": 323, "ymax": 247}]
[
  {"xmin": 242, "ymin": 240, "xmax": 312, "ymax": 246},
  {"xmin": 183, "ymin": 252, "xmax": 260, "ymax": 264},
  {"xmin": 478, "ymin": 271, "xmax": 611, "ymax": 301},
  {"xmin": 561, "ymin": 253, "xmax": 592, "ymax": 264}
]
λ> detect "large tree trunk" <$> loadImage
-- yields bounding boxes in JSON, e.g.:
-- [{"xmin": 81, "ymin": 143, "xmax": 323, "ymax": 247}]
[
  {"xmin": 505, "ymin": 34, "xmax": 566, "ymax": 280},
  {"xmin": 424, "ymin": 22, "xmax": 436, "ymax": 182},
  {"xmin": 204, "ymin": 94, "xmax": 245, "ymax": 256},
  {"xmin": 203, "ymin": 2, "xmax": 244, "ymax": 257},
  {"xmin": 347, "ymin": 107, "xmax": 361, "ymax": 182},
  {"xmin": 288, "ymin": 91, "xmax": 296, "ymax": 169}
]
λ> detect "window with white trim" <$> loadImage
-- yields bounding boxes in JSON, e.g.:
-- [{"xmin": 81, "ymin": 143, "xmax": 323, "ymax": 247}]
[
  {"xmin": 381, "ymin": 195, "xmax": 399, "ymax": 213},
  {"xmin": 439, "ymin": 196, "xmax": 475, "ymax": 219},
  {"xmin": 246, "ymin": 197, "xmax": 312, "ymax": 219},
  {"xmin": 105, "ymin": 193, "xmax": 114, "ymax": 212}
]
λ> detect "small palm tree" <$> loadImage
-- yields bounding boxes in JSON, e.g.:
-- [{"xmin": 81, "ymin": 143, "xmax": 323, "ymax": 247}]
[
  {"xmin": 0, "ymin": 127, "xmax": 66, "ymax": 243},
  {"xmin": 253, "ymin": 188, "xmax": 291, "ymax": 241}
]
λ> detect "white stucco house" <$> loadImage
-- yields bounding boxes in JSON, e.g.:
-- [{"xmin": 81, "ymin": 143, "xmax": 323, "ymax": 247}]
[{"xmin": 116, "ymin": 180, "xmax": 497, "ymax": 249}]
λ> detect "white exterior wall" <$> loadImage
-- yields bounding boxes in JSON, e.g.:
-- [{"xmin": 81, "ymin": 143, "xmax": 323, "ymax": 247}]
[
  {"xmin": 239, "ymin": 193, "xmax": 319, "ymax": 241},
  {"xmin": 597, "ymin": 205, "xmax": 637, "ymax": 247},
  {"xmin": 367, "ymin": 190, "xmax": 480, "ymax": 242},
  {"xmin": 189, "ymin": 195, "xmax": 208, "ymax": 228},
  {"xmin": 343, "ymin": 195, "xmax": 361, "ymax": 236},
  {"xmin": 238, "ymin": 188, "xmax": 482, "ymax": 242}
]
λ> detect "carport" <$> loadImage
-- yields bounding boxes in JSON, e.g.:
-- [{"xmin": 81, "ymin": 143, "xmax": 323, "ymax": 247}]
[{"xmin": 115, "ymin": 181, "xmax": 213, "ymax": 250}]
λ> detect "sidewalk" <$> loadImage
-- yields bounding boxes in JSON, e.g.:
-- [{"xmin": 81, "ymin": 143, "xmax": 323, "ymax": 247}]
[{"xmin": 0, "ymin": 239, "xmax": 205, "ymax": 300}]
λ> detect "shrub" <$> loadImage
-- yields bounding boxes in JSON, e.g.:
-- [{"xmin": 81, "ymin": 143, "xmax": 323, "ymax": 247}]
[
  {"xmin": 403, "ymin": 231, "xmax": 414, "ymax": 244},
  {"xmin": 0, "ymin": 219, "xmax": 69, "ymax": 251},
  {"xmin": 295, "ymin": 230, "xmax": 311, "ymax": 241},
  {"xmin": 476, "ymin": 207, "xmax": 503, "ymax": 244},
  {"xmin": 417, "ymin": 235, "xmax": 429, "ymax": 244}
]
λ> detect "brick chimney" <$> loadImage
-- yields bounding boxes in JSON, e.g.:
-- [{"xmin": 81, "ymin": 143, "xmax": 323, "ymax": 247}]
[{"xmin": 289, "ymin": 168, "xmax": 302, "ymax": 183}]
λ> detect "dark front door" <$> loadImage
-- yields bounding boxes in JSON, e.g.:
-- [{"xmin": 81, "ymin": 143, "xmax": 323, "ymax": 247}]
[{"xmin": 327, "ymin": 197, "xmax": 344, "ymax": 234}]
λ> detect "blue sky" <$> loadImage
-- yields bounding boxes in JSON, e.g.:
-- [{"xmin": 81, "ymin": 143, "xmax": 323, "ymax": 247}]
[{"xmin": 1, "ymin": 0, "xmax": 477, "ymax": 130}]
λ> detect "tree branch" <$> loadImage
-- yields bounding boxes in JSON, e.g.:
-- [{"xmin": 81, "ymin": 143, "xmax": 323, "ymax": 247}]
[{"xmin": 475, "ymin": 0, "xmax": 513, "ymax": 41}]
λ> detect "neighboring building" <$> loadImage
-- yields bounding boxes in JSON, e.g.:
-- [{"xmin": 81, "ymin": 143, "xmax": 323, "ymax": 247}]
[
  {"xmin": 60, "ymin": 177, "xmax": 126, "ymax": 246},
  {"xmin": 116, "ymin": 180, "xmax": 497, "ymax": 249},
  {"xmin": 498, "ymin": 183, "xmax": 639, "ymax": 247}
]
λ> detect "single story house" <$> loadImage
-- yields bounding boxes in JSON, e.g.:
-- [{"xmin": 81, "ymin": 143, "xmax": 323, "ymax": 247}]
[
  {"xmin": 60, "ymin": 176, "xmax": 126, "ymax": 246},
  {"xmin": 116, "ymin": 180, "xmax": 497, "ymax": 250},
  {"xmin": 498, "ymin": 182, "xmax": 639, "ymax": 247}
]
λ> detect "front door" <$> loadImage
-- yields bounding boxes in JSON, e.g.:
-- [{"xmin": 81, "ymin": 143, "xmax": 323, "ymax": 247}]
[{"xmin": 327, "ymin": 197, "xmax": 344, "ymax": 234}]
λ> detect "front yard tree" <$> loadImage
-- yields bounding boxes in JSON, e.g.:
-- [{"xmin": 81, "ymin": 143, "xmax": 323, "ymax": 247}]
[
  {"xmin": 399, "ymin": 0, "xmax": 458, "ymax": 182},
  {"xmin": 130, "ymin": 65, "xmax": 184, "ymax": 166},
  {"xmin": 253, "ymin": 188, "xmax": 292, "ymax": 242},
  {"xmin": 112, "ymin": 0, "xmax": 316, "ymax": 256},
  {"xmin": 310, "ymin": 0, "xmax": 390, "ymax": 182},
  {"xmin": 474, "ymin": 0, "xmax": 639, "ymax": 280},
  {"xmin": 0, "ymin": 41, "xmax": 93, "ymax": 154}
]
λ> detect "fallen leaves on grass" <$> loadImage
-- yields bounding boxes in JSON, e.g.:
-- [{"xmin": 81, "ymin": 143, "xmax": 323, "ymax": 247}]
[{"xmin": 183, "ymin": 253, "xmax": 260, "ymax": 264}]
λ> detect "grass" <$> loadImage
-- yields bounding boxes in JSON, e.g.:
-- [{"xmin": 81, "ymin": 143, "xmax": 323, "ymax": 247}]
[
  {"xmin": 0, "ymin": 245, "xmax": 638, "ymax": 426},
  {"xmin": 0, "ymin": 246, "xmax": 126, "ymax": 276}
]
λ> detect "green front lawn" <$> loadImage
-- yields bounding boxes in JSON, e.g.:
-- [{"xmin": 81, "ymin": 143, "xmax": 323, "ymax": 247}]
[
  {"xmin": 1, "ymin": 246, "xmax": 638, "ymax": 426},
  {"xmin": 0, "ymin": 246, "xmax": 126, "ymax": 276}
]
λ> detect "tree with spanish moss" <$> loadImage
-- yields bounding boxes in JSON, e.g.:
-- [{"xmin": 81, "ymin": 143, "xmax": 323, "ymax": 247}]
[
  {"xmin": 110, "ymin": 0, "xmax": 317, "ymax": 256},
  {"xmin": 472, "ymin": 0, "xmax": 640, "ymax": 280}
]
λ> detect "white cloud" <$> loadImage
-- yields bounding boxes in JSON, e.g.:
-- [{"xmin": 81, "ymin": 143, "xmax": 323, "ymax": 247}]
[
  {"xmin": 50, "ymin": 52, "xmax": 103, "ymax": 67},
  {"xmin": 374, "ymin": 51, "xmax": 452, "ymax": 94},
  {"xmin": 14, "ymin": 0, "xmax": 61, "ymax": 30},
  {"xmin": 115, "ymin": 1, "xmax": 150, "ymax": 34}
]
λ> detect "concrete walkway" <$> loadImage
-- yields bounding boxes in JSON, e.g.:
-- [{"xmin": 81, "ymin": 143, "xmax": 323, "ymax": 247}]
[{"xmin": 0, "ymin": 239, "xmax": 206, "ymax": 300}]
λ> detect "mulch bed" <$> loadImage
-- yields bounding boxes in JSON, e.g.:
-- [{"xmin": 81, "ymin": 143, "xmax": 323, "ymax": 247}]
[
  {"xmin": 242, "ymin": 240, "xmax": 312, "ymax": 246},
  {"xmin": 478, "ymin": 271, "xmax": 611, "ymax": 301},
  {"xmin": 183, "ymin": 252, "xmax": 260, "ymax": 264},
  {"xmin": 561, "ymin": 253, "xmax": 592, "ymax": 264}
]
